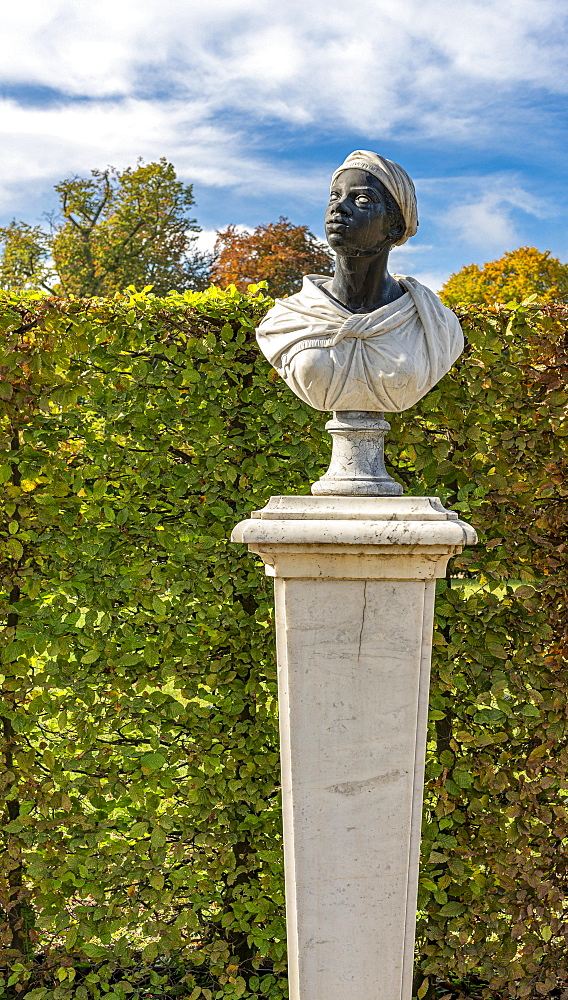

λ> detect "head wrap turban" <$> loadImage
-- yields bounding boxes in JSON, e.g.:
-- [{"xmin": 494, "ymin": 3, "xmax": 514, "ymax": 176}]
[{"xmin": 331, "ymin": 150, "xmax": 418, "ymax": 247}]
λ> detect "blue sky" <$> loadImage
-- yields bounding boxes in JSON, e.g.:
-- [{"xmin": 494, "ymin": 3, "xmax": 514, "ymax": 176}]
[{"xmin": 1, "ymin": 0, "xmax": 567, "ymax": 290}]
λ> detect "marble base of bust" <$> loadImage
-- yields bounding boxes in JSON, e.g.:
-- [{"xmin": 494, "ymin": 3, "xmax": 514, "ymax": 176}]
[
  {"xmin": 231, "ymin": 497, "xmax": 476, "ymax": 1000},
  {"xmin": 312, "ymin": 410, "xmax": 402, "ymax": 496}
]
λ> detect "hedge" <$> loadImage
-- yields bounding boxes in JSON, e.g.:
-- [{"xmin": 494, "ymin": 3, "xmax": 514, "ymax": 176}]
[{"xmin": 0, "ymin": 285, "xmax": 566, "ymax": 1000}]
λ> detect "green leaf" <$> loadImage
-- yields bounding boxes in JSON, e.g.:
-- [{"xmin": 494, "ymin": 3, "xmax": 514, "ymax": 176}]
[
  {"xmin": 129, "ymin": 821, "xmax": 149, "ymax": 838},
  {"xmin": 6, "ymin": 537, "xmax": 23, "ymax": 559},
  {"xmin": 82, "ymin": 942, "xmax": 108, "ymax": 960},
  {"xmin": 452, "ymin": 769, "xmax": 473, "ymax": 789},
  {"xmin": 439, "ymin": 901, "xmax": 466, "ymax": 917},
  {"xmin": 142, "ymin": 942, "xmax": 159, "ymax": 962},
  {"xmin": 140, "ymin": 751, "xmax": 167, "ymax": 773},
  {"xmin": 80, "ymin": 649, "xmax": 100, "ymax": 664},
  {"xmin": 151, "ymin": 826, "xmax": 167, "ymax": 850},
  {"xmin": 65, "ymin": 925, "xmax": 78, "ymax": 950}
]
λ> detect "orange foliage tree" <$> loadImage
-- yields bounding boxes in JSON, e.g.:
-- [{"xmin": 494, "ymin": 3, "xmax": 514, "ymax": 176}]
[
  {"xmin": 440, "ymin": 246, "xmax": 568, "ymax": 306},
  {"xmin": 211, "ymin": 217, "xmax": 333, "ymax": 297}
]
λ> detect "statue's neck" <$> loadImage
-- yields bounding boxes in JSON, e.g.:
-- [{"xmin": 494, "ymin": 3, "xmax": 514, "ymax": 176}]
[{"xmin": 324, "ymin": 252, "xmax": 405, "ymax": 314}]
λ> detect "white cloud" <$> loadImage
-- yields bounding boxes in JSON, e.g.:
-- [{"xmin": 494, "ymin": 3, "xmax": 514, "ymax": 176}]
[
  {"xmin": 194, "ymin": 225, "xmax": 254, "ymax": 255},
  {"xmin": 439, "ymin": 178, "xmax": 549, "ymax": 251},
  {"xmin": 390, "ymin": 242, "xmax": 434, "ymax": 261},
  {"xmin": 1, "ymin": 0, "xmax": 566, "ymax": 135},
  {"xmin": 0, "ymin": 95, "xmax": 333, "ymax": 221},
  {"xmin": 194, "ymin": 229, "xmax": 219, "ymax": 255},
  {"xmin": 447, "ymin": 195, "xmax": 518, "ymax": 249},
  {"xmin": 407, "ymin": 270, "xmax": 450, "ymax": 294}
]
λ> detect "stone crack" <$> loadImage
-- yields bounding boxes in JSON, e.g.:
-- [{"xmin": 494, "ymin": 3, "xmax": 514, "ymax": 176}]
[{"xmin": 357, "ymin": 581, "xmax": 367, "ymax": 662}]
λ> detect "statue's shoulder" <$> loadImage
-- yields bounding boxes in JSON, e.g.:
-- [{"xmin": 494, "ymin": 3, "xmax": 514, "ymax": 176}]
[
  {"xmin": 395, "ymin": 275, "xmax": 461, "ymax": 330},
  {"xmin": 276, "ymin": 274, "xmax": 329, "ymax": 307},
  {"xmin": 259, "ymin": 275, "xmax": 333, "ymax": 331}
]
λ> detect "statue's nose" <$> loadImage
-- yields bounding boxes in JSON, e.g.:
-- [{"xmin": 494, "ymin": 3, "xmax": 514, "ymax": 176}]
[{"xmin": 330, "ymin": 198, "xmax": 351, "ymax": 217}]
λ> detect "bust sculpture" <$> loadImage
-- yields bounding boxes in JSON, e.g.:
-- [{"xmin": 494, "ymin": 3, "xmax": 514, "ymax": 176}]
[
  {"xmin": 256, "ymin": 150, "xmax": 463, "ymax": 414},
  {"xmin": 255, "ymin": 150, "xmax": 464, "ymax": 494}
]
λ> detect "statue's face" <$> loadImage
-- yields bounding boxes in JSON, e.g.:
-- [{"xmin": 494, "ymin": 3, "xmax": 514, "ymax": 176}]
[{"xmin": 325, "ymin": 168, "xmax": 393, "ymax": 255}]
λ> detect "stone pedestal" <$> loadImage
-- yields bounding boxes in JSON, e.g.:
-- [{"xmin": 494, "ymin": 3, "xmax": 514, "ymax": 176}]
[{"xmin": 231, "ymin": 496, "xmax": 476, "ymax": 1000}]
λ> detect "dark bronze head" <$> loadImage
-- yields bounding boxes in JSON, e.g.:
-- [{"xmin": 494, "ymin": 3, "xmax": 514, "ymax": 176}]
[{"xmin": 325, "ymin": 168, "xmax": 406, "ymax": 257}]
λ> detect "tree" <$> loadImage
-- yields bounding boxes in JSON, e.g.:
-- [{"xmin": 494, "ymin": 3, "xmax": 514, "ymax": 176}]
[
  {"xmin": 0, "ymin": 159, "xmax": 210, "ymax": 296},
  {"xmin": 0, "ymin": 222, "xmax": 54, "ymax": 293},
  {"xmin": 211, "ymin": 217, "xmax": 333, "ymax": 298},
  {"xmin": 440, "ymin": 246, "xmax": 568, "ymax": 306}
]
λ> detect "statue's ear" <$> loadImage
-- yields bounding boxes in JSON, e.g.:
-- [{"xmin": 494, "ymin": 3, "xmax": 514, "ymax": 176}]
[{"xmin": 389, "ymin": 220, "xmax": 405, "ymax": 244}]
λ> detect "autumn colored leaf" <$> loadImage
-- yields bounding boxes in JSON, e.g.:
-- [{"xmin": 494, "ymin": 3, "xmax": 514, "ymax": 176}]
[{"xmin": 210, "ymin": 217, "xmax": 333, "ymax": 297}]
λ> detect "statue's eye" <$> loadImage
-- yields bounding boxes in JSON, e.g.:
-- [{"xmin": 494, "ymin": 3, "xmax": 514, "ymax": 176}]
[
  {"xmin": 356, "ymin": 194, "xmax": 371, "ymax": 205},
  {"xmin": 329, "ymin": 191, "xmax": 339, "ymax": 201}
]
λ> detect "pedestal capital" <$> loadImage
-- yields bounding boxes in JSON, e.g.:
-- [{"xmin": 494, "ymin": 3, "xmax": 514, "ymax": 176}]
[{"xmin": 231, "ymin": 495, "xmax": 477, "ymax": 581}]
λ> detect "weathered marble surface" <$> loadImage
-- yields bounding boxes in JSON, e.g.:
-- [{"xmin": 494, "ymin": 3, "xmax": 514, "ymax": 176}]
[
  {"xmin": 231, "ymin": 496, "xmax": 476, "ymax": 1000},
  {"xmin": 256, "ymin": 275, "xmax": 464, "ymax": 414},
  {"xmin": 250, "ymin": 495, "xmax": 460, "ymax": 520},
  {"xmin": 310, "ymin": 410, "xmax": 402, "ymax": 497}
]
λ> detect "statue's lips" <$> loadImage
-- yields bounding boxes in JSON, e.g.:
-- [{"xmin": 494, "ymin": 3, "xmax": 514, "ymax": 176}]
[{"xmin": 326, "ymin": 221, "xmax": 350, "ymax": 233}]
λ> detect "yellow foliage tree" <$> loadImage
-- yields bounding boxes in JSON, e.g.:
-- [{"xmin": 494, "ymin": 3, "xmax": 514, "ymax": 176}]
[{"xmin": 440, "ymin": 246, "xmax": 568, "ymax": 306}]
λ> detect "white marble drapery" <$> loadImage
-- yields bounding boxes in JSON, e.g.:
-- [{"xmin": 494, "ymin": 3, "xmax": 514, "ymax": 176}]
[{"xmin": 256, "ymin": 274, "xmax": 463, "ymax": 413}]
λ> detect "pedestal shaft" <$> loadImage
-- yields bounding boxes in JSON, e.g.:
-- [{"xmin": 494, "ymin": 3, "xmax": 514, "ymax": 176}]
[{"xmin": 276, "ymin": 576, "xmax": 435, "ymax": 1000}]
